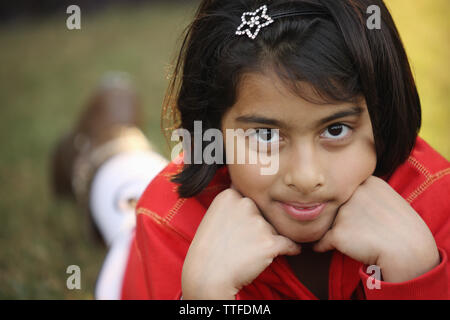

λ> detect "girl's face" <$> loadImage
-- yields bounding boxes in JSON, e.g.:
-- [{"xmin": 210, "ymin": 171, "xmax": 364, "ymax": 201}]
[{"xmin": 221, "ymin": 71, "xmax": 377, "ymax": 243}]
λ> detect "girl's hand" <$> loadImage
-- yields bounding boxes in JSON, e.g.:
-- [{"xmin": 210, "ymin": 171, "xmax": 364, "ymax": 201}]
[
  {"xmin": 181, "ymin": 187, "xmax": 301, "ymax": 300},
  {"xmin": 313, "ymin": 176, "xmax": 440, "ymax": 283}
]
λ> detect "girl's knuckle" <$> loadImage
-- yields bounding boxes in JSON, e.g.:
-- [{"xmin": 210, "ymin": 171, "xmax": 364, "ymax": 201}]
[
  {"xmin": 220, "ymin": 188, "xmax": 236, "ymax": 199},
  {"xmin": 240, "ymin": 197, "xmax": 254, "ymax": 207},
  {"xmin": 263, "ymin": 237, "xmax": 276, "ymax": 250},
  {"xmin": 240, "ymin": 197, "xmax": 258, "ymax": 212}
]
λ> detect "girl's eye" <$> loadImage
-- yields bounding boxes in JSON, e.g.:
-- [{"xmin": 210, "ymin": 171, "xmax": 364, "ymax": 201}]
[
  {"xmin": 250, "ymin": 128, "xmax": 280, "ymax": 144},
  {"xmin": 321, "ymin": 124, "xmax": 352, "ymax": 140}
]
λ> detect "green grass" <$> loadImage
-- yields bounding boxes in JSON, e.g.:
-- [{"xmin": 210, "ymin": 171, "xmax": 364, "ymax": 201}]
[
  {"xmin": 0, "ymin": 0, "xmax": 448, "ymax": 299},
  {"xmin": 0, "ymin": 2, "xmax": 198, "ymax": 299}
]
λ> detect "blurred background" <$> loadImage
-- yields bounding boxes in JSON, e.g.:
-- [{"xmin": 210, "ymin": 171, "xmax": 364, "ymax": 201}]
[{"xmin": 0, "ymin": 0, "xmax": 448, "ymax": 299}]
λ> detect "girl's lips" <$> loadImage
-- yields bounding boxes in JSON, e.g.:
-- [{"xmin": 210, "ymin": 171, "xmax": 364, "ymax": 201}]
[{"xmin": 278, "ymin": 201, "xmax": 327, "ymax": 221}]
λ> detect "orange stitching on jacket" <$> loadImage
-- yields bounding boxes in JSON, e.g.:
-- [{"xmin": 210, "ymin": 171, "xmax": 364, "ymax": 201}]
[
  {"xmin": 136, "ymin": 207, "xmax": 165, "ymax": 225},
  {"xmin": 164, "ymin": 166, "xmax": 183, "ymax": 176},
  {"xmin": 162, "ymin": 166, "xmax": 182, "ymax": 181},
  {"xmin": 136, "ymin": 207, "xmax": 190, "ymax": 242},
  {"xmin": 166, "ymin": 198, "xmax": 187, "ymax": 222},
  {"xmin": 406, "ymin": 168, "xmax": 450, "ymax": 203},
  {"xmin": 164, "ymin": 173, "xmax": 175, "ymax": 182},
  {"xmin": 407, "ymin": 156, "xmax": 432, "ymax": 179},
  {"xmin": 163, "ymin": 172, "xmax": 177, "ymax": 179}
]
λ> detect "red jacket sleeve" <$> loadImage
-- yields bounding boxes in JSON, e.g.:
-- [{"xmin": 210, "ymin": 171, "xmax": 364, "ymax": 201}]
[
  {"xmin": 120, "ymin": 233, "xmax": 151, "ymax": 299},
  {"xmin": 359, "ymin": 175, "xmax": 450, "ymax": 299},
  {"xmin": 359, "ymin": 247, "xmax": 448, "ymax": 299},
  {"xmin": 132, "ymin": 210, "xmax": 187, "ymax": 299}
]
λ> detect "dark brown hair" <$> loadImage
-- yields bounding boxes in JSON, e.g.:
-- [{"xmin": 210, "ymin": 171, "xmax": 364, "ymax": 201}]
[{"xmin": 161, "ymin": 0, "xmax": 421, "ymax": 198}]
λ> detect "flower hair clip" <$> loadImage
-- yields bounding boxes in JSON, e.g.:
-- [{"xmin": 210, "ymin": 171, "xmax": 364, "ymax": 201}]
[{"xmin": 235, "ymin": 5, "xmax": 274, "ymax": 40}]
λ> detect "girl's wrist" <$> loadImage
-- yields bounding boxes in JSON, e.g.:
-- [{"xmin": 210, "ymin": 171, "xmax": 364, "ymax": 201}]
[
  {"xmin": 181, "ymin": 285, "xmax": 236, "ymax": 300},
  {"xmin": 182, "ymin": 274, "xmax": 237, "ymax": 300},
  {"xmin": 376, "ymin": 241, "xmax": 440, "ymax": 283}
]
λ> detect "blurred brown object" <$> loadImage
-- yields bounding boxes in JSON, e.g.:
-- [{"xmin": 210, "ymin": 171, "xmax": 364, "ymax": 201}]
[{"xmin": 50, "ymin": 72, "xmax": 151, "ymax": 244}]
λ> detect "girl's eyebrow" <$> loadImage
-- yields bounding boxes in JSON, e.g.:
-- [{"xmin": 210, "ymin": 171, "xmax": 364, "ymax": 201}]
[
  {"xmin": 235, "ymin": 106, "xmax": 364, "ymax": 128},
  {"xmin": 317, "ymin": 106, "xmax": 364, "ymax": 126}
]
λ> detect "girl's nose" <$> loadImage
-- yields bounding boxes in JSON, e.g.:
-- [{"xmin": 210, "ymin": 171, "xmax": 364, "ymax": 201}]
[{"xmin": 283, "ymin": 144, "xmax": 325, "ymax": 195}]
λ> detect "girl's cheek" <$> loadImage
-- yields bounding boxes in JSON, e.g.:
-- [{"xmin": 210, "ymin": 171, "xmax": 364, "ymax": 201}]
[
  {"xmin": 332, "ymin": 138, "xmax": 377, "ymax": 203},
  {"xmin": 227, "ymin": 163, "xmax": 274, "ymax": 196}
]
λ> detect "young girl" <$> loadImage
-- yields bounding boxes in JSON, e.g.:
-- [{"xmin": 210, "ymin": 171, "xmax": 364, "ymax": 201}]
[{"xmin": 120, "ymin": 0, "xmax": 450, "ymax": 299}]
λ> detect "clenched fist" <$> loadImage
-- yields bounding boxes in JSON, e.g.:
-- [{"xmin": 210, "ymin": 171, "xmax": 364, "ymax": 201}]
[{"xmin": 182, "ymin": 187, "xmax": 301, "ymax": 300}]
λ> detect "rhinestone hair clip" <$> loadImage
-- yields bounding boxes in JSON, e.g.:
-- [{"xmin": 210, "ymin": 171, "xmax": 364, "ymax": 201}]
[
  {"xmin": 235, "ymin": 5, "xmax": 274, "ymax": 40},
  {"xmin": 235, "ymin": 4, "xmax": 329, "ymax": 40}
]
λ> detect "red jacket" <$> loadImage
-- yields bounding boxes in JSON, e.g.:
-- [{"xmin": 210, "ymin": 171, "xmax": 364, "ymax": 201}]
[{"xmin": 121, "ymin": 136, "xmax": 450, "ymax": 299}]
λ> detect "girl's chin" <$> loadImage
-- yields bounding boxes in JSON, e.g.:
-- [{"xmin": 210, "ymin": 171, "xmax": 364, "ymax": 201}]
[{"xmin": 277, "ymin": 225, "xmax": 330, "ymax": 244}]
